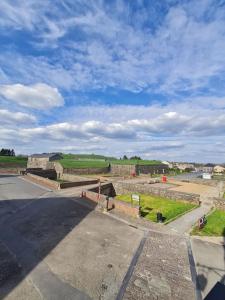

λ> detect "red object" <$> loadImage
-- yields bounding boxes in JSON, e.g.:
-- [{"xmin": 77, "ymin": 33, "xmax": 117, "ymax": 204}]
[
  {"xmin": 131, "ymin": 171, "xmax": 136, "ymax": 177},
  {"xmin": 162, "ymin": 176, "xmax": 167, "ymax": 183}
]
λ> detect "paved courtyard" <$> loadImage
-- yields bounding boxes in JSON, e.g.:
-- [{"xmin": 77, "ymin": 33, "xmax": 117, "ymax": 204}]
[{"xmin": 0, "ymin": 175, "xmax": 144, "ymax": 300}]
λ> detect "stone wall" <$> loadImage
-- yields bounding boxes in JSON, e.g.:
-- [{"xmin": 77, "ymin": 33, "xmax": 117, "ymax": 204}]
[
  {"xmin": 63, "ymin": 166, "xmax": 110, "ymax": 175},
  {"xmin": 213, "ymin": 197, "xmax": 225, "ymax": 210},
  {"xmin": 26, "ymin": 169, "xmax": 57, "ymax": 180},
  {"xmin": 113, "ymin": 200, "xmax": 139, "ymax": 218},
  {"xmin": 27, "ymin": 157, "xmax": 50, "ymax": 169},
  {"xmin": 110, "ymin": 164, "xmax": 169, "ymax": 176},
  {"xmin": 0, "ymin": 168, "xmax": 25, "ymax": 174},
  {"xmin": 25, "ymin": 173, "xmax": 59, "ymax": 189},
  {"xmin": 137, "ymin": 164, "xmax": 169, "ymax": 175},
  {"xmin": 83, "ymin": 188, "xmax": 139, "ymax": 217},
  {"xmin": 113, "ymin": 181, "xmax": 200, "ymax": 204},
  {"xmin": 47, "ymin": 162, "xmax": 64, "ymax": 178},
  {"xmin": 60, "ymin": 179, "xmax": 99, "ymax": 189},
  {"xmin": 89, "ymin": 182, "xmax": 116, "ymax": 197},
  {"xmin": 110, "ymin": 164, "xmax": 136, "ymax": 176}
]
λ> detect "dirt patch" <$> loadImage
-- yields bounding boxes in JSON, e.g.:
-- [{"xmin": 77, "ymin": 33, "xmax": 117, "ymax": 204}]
[{"xmin": 168, "ymin": 180, "xmax": 215, "ymax": 195}]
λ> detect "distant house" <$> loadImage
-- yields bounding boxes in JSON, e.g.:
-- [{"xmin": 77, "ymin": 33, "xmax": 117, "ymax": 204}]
[
  {"xmin": 27, "ymin": 153, "xmax": 62, "ymax": 169},
  {"xmin": 110, "ymin": 163, "xmax": 169, "ymax": 176},
  {"xmin": 162, "ymin": 161, "xmax": 174, "ymax": 169},
  {"xmin": 174, "ymin": 163, "xmax": 195, "ymax": 171},
  {"xmin": 202, "ymin": 163, "xmax": 214, "ymax": 174},
  {"xmin": 214, "ymin": 165, "xmax": 225, "ymax": 174}
]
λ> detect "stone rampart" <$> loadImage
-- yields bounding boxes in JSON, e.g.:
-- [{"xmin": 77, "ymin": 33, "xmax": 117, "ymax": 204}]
[
  {"xmin": 113, "ymin": 181, "xmax": 200, "ymax": 204},
  {"xmin": 110, "ymin": 164, "xmax": 136, "ymax": 176},
  {"xmin": 60, "ymin": 179, "xmax": 99, "ymax": 189},
  {"xmin": 83, "ymin": 188, "xmax": 139, "ymax": 217},
  {"xmin": 26, "ymin": 169, "xmax": 57, "ymax": 180},
  {"xmin": 212, "ymin": 197, "xmax": 225, "ymax": 210},
  {"xmin": 0, "ymin": 168, "xmax": 25, "ymax": 174},
  {"xmin": 25, "ymin": 173, "xmax": 59, "ymax": 189},
  {"xmin": 63, "ymin": 166, "xmax": 110, "ymax": 175}
]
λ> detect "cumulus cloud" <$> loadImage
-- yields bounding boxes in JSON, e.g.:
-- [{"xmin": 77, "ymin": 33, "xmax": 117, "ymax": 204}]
[
  {"xmin": 0, "ymin": 109, "xmax": 36, "ymax": 125},
  {"xmin": 0, "ymin": 83, "xmax": 64, "ymax": 109},
  {"xmin": 1, "ymin": 1, "xmax": 225, "ymax": 95}
]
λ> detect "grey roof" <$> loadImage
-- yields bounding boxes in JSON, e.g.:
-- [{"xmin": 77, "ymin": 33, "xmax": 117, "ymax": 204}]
[{"xmin": 30, "ymin": 153, "xmax": 61, "ymax": 158}]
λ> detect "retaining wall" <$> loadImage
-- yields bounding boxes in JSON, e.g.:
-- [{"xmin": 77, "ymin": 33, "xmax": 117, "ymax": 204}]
[
  {"xmin": 63, "ymin": 166, "xmax": 110, "ymax": 175},
  {"xmin": 25, "ymin": 173, "xmax": 59, "ymax": 189},
  {"xmin": 60, "ymin": 179, "xmax": 99, "ymax": 189},
  {"xmin": 0, "ymin": 167, "xmax": 25, "ymax": 174},
  {"xmin": 89, "ymin": 183, "xmax": 116, "ymax": 197},
  {"xmin": 113, "ymin": 181, "xmax": 200, "ymax": 204},
  {"xmin": 84, "ymin": 189, "xmax": 139, "ymax": 217},
  {"xmin": 137, "ymin": 164, "xmax": 169, "ymax": 175},
  {"xmin": 212, "ymin": 197, "xmax": 225, "ymax": 210},
  {"xmin": 110, "ymin": 164, "xmax": 169, "ymax": 176},
  {"xmin": 27, "ymin": 169, "xmax": 57, "ymax": 180},
  {"xmin": 110, "ymin": 164, "xmax": 136, "ymax": 176}
]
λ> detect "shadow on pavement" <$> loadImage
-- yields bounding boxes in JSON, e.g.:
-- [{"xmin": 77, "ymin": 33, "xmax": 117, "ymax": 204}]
[
  {"xmin": 0, "ymin": 192, "xmax": 96, "ymax": 299},
  {"xmin": 196, "ymin": 227, "xmax": 225, "ymax": 300}
]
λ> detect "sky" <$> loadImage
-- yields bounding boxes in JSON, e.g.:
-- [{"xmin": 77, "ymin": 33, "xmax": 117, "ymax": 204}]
[{"xmin": 0, "ymin": 0, "xmax": 225, "ymax": 162}]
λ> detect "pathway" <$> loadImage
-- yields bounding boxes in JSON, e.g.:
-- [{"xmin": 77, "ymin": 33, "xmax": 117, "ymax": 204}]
[{"xmin": 168, "ymin": 184, "xmax": 219, "ymax": 234}]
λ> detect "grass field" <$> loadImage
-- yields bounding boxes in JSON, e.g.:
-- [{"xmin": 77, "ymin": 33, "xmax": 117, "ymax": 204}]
[
  {"xmin": 110, "ymin": 159, "xmax": 161, "ymax": 165},
  {"xmin": 116, "ymin": 194, "xmax": 197, "ymax": 223},
  {"xmin": 0, "ymin": 156, "xmax": 27, "ymax": 167},
  {"xmin": 59, "ymin": 159, "xmax": 110, "ymax": 169},
  {"xmin": 62, "ymin": 153, "xmax": 116, "ymax": 160},
  {"xmin": 191, "ymin": 210, "xmax": 225, "ymax": 236},
  {"xmin": 59, "ymin": 155, "xmax": 161, "ymax": 169}
]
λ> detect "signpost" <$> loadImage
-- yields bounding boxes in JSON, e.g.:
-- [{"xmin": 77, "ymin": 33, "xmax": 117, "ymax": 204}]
[{"xmin": 131, "ymin": 194, "xmax": 140, "ymax": 207}]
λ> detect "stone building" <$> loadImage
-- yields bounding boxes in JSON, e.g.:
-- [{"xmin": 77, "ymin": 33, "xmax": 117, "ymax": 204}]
[
  {"xmin": 214, "ymin": 165, "xmax": 225, "ymax": 173},
  {"xmin": 110, "ymin": 163, "xmax": 169, "ymax": 176},
  {"xmin": 27, "ymin": 153, "xmax": 62, "ymax": 170}
]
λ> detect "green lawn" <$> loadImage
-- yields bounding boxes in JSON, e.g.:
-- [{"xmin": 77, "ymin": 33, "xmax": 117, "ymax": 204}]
[
  {"xmin": 110, "ymin": 159, "xmax": 161, "ymax": 165},
  {"xmin": 0, "ymin": 156, "xmax": 27, "ymax": 167},
  {"xmin": 116, "ymin": 194, "xmax": 197, "ymax": 223},
  {"xmin": 191, "ymin": 210, "xmax": 225, "ymax": 236},
  {"xmin": 62, "ymin": 153, "xmax": 116, "ymax": 160},
  {"xmin": 59, "ymin": 159, "xmax": 109, "ymax": 169}
]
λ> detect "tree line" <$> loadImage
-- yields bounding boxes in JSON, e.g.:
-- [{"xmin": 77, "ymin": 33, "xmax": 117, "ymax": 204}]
[
  {"xmin": 120, "ymin": 155, "xmax": 142, "ymax": 160},
  {"xmin": 0, "ymin": 148, "xmax": 15, "ymax": 156}
]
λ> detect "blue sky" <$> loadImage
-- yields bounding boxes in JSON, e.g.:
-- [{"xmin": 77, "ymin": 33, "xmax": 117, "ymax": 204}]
[{"xmin": 1, "ymin": 0, "xmax": 225, "ymax": 162}]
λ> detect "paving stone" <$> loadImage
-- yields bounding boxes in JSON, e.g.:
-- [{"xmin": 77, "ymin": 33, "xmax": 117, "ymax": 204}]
[{"xmin": 123, "ymin": 231, "xmax": 195, "ymax": 300}]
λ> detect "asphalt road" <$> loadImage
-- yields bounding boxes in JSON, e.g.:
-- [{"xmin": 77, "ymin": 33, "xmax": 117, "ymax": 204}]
[
  {"xmin": 191, "ymin": 237, "xmax": 225, "ymax": 299},
  {"xmin": 0, "ymin": 175, "xmax": 144, "ymax": 300}
]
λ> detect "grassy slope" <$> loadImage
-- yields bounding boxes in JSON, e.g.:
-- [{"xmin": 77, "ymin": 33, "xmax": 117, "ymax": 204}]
[
  {"xmin": 191, "ymin": 210, "xmax": 225, "ymax": 236},
  {"xmin": 116, "ymin": 194, "xmax": 197, "ymax": 223},
  {"xmin": 110, "ymin": 159, "xmax": 162, "ymax": 165},
  {"xmin": 60, "ymin": 154, "xmax": 161, "ymax": 169},
  {"xmin": 0, "ymin": 156, "xmax": 27, "ymax": 167},
  {"xmin": 59, "ymin": 159, "xmax": 109, "ymax": 169},
  {"xmin": 62, "ymin": 154, "xmax": 116, "ymax": 160}
]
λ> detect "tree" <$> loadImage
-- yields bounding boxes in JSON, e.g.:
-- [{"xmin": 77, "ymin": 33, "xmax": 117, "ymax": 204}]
[
  {"xmin": 0, "ymin": 148, "xmax": 15, "ymax": 156},
  {"xmin": 130, "ymin": 156, "xmax": 142, "ymax": 160},
  {"xmin": 123, "ymin": 155, "xmax": 128, "ymax": 160}
]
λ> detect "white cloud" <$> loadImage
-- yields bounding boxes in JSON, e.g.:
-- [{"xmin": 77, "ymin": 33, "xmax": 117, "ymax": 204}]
[
  {"xmin": 0, "ymin": 83, "xmax": 64, "ymax": 109},
  {"xmin": 0, "ymin": 109, "xmax": 36, "ymax": 125},
  {"xmin": 1, "ymin": 1, "xmax": 225, "ymax": 95}
]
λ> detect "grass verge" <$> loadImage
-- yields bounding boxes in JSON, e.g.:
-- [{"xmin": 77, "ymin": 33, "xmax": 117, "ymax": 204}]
[
  {"xmin": 191, "ymin": 209, "xmax": 225, "ymax": 236},
  {"xmin": 0, "ymin": 156, "xmax": 27, "ymax": 167},
  {"xmin": 59, "ymin": 159, "xmax": 109, "ymax": 169},
  {"xmin": 116, "ymin": 193, "xmax": 198, "ymax": 223}
]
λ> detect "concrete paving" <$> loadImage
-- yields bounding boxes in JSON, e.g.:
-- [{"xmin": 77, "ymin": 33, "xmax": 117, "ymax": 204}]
[
  {"xmin": 167, "ymin": 205, "xmax": 210, "ymax": 234},
  {"xmin": 122, "ymin": 231, "xmax": 195, "ymax": 300},
  {"xmin": 0, "ymin": 175, "xmax": 144, "ymax": 300},
  {"xmin": 167, "ymin": 181, "xmax": 219, "ymax": 234},
  {"xmin": 191, "ymin": 237, "xmax": 225, "ymax": 299}
]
